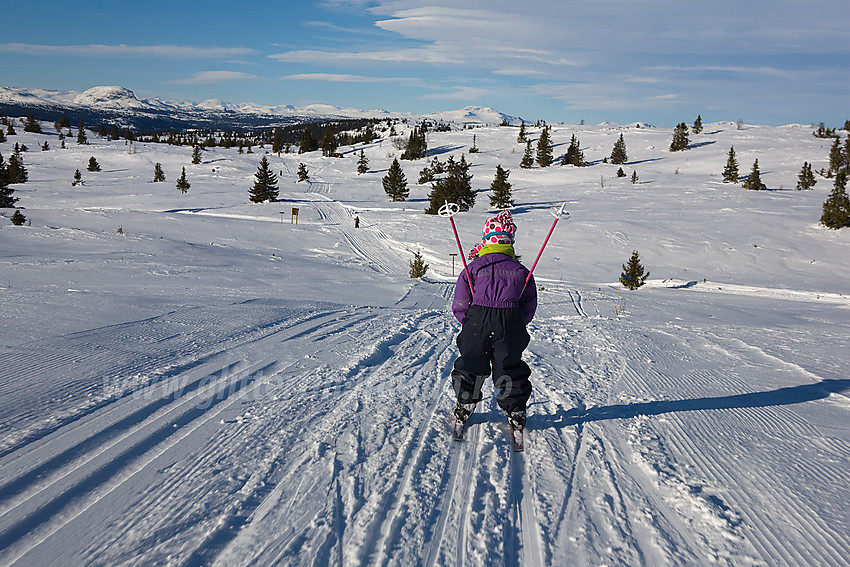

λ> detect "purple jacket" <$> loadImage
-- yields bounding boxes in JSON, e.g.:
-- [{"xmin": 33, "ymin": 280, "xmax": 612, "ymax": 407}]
[{"xmin": 452, "ymin": 253, "xmax": 537, "ymax": 324}]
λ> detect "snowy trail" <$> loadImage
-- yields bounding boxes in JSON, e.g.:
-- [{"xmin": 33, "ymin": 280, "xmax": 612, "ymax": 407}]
[
  {"xmin": 2, "ymin": 276, "xmax": 849, "ymax": 565},
  {"xmin": 524, "ymin": 296, "xmax": 850, "ymax": 567}
]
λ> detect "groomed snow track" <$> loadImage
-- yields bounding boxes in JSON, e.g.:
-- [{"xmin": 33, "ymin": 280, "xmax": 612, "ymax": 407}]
[{"xmin": 1, "ymin": 197, "xmax": 848, "ymax": 566}]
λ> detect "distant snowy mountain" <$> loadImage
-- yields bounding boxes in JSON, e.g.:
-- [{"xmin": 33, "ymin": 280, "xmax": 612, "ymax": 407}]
[
  {"xmin": 71, "ymin": 86, "xmax": 148, "ymax": 109},
  {"xmin": 426, "ymin": 105, "xmax": 517, "ymax": 126},
  {"xmin": 0, "ymin": 85, "xmax": 518, "ymax": 131}
]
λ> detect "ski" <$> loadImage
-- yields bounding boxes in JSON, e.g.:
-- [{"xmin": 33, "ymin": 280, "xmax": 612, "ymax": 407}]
[
  {"xmin": 509, "ymin": 425, "xmax": 525, "ymax": 452},
  {"xmin": 452, "ymin": 417, "xmax": 466, "ymax": 441}
]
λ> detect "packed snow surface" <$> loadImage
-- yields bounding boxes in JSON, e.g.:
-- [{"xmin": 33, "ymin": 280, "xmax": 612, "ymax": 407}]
[{"xmin": 0, "ymin": 117, "xmax": 848, "ymax": 566}]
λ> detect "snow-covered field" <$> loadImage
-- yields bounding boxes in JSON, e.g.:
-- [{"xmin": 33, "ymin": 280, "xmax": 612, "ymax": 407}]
[{"xmin": 1, "ymin": 118, "xmax": 848, "ymax": 566}]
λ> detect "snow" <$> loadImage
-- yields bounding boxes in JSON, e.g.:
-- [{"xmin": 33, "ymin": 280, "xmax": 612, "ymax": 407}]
[
  {"xmin": 72, "ymin": 86, "xmax": 146, "ymax": 110},
  {"xmin": 0, "ymin": 116, "xmax": 848, "ymax": 566},
  {"xmin": 1, "ymin": 86, "xmax": 518, "ymax": 125}
]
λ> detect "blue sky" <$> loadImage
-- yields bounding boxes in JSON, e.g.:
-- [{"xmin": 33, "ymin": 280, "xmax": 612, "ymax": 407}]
[{"xmin": 1, "ymin": 0, "xmax": 848, "ymax": 126}]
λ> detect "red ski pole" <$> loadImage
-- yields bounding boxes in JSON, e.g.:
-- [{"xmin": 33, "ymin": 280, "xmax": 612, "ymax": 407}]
[
  {"xmin": 438, "ymin": 201, "xmax": 474, "ymax": 296},
  {"xmin": 522, "ymin": 202, "xmax": 569, "ymax": 294}
]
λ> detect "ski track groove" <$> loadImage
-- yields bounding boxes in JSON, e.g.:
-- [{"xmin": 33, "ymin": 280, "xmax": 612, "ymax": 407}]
[
  {"xmin": 138, "ymin": 308, "xmax": 392, "ymax": 566},
  {"xmin": 195, "ymin": 308, "xmax": 458, "ymax": 567},
  {"xmin": 0, "ymin": 357, "xmax": 250, "ymax": 517},
  {"xmin": 0, "ymin": 304, "xmax": 370, "ymax": 566},
  {"xmin": 310, "ymin": 200, "xmax": 405, "ymax": 276},
  {"xmin": 455, "ymin": 410, "xmax": 484, "ymax": 567},
  {"xmin": 421, "ymin": 418, "xmax": 464, "ymax": 567},
  {"xmin": 364, "ymin": 314, "xmax": 457, "ymax": 565},
  {"xmin": 1, "ymin": 359, "xmax": 283, "ymax": 566},
  {"xmin": 0, "ymin": 305, "xmax": 338, "ymax": 461}
]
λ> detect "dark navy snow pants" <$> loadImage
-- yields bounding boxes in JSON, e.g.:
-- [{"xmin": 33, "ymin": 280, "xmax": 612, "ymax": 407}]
[{"xmin": 451, "ymin": 305, "xmax": 532, "ymax": 413}]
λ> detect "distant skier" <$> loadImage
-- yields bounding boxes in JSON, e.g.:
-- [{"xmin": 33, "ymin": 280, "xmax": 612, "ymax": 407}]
[
  {"xmin": 451, "ymin": 210, "xmax": 537, "ymax": 441},
  {"xmin": 354, "ymin": 215, "xmax": 360, "ymax": 228}
]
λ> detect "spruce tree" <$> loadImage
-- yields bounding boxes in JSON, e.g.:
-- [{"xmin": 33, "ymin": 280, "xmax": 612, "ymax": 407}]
[
  {"xmin": 401, "ymin": 124, "xmax": 427, "ymax": 160},
  {"xmin": 616, "ymin": 167, "xmax": 626, "ymax": 178},
  {"xmin": 320, "ymin": 125, "xmax": 338, "ymax": 157},
  {"xmin": 357, "ymin": 149, "xmax": 369, "ymax": 174},
  {"xmin": 0, "ymin": 152, "xmax": 18, "ymax": 207},
  {"xmin": 722, "ymin": 146, "xmax": 739, "ymax": 183},
  {"xmin": 418, "ymin": 165, "xmax": 434, "ymax": 184},
  {"xmin": 517, "ymin": 121, "xmax": 527, "ymax": 143},
  {"xmin": 24, "ymin": 113, "xmax": 41, "ymax": 133},
  {"xmin": 299, "ymin": 127, "xmax": 318, "ymax": 153},
  {"xmin": 409, "ymin": 250, "xmax": 429, "ymax": 278},
  {"xmin": 519, "ymin": 140, "xmax": 534, "ymax": 169},
  {"xmin": 41, "ymin": 141, "xmax": 49, "ymax": 151},
  {"xmin": 670, "ymin": 123, "xmax": 689, "ymax": 151},
  {"xmin": 72, "ymin": 169, "xmax": 83, "ymax": 186},
  {"xmin": 489, "ymin": 164, "xmax": 513, "ymax": 208},
  {"xmin": 10, "ymin": 209, "xmax": 26, "ymax": 225},
  {"xmin": 820, "ymin": 170, "xmax": 850, "ymax": 228},
  {"xmin": 536, "ymin": 126, "xmax": 553, "ymax": 167},
  {"xmin": 430, "ymin": 156, "xmax": 445, "ymax": 174},
  {"xmin": 820, "ymin": 170, "xmax": 850, "ymax": 229},
  {"xmin": 562, "ymin": 135, "xmax": 586, "ymax": 166},
  {"xmin": 828, "ymin": 137, "xmax": 846, "ymax": 176},
  {"xmin": 610, "ymin": 133, "xmax": 628, "ymax": 164},
  {"xmin": 153, "ymin": 163, "xmax": 166, "ymax": 183},
  {"xmin": 631, "ymin": 170, "xmax": 639, "ymax": 184},
  {"xmin": 469, "ymin": 134, "xmax": 479, "ymax": 154},
  {"xmin": 87, "ymin": 156, "xmax": 101, "ymax": 172},
  {"xmin": 272, "ymin": 127, "xmax": 284, "ymax": 155},
  {"xmin": 0, "ymin": 129, "xmax": 6, "ymax": 144},
  {"xmin": 742, "ymin": 159, "xmax": 766, "ymax": 190},
  {"xmin": 425, "ymin": 155, "xmax": 474, "ymax": 213},
  {"xmin": 620, "ymin": 250, "xmax": 649, "ymax": 290},
  {"xmin": 297, "ymin": 163, "xmax": 309, "ymax": 182},
  {"xmin": 382, "ymin": 158, "xmax": 409, "ymax": 201},
  {"xmin": 249, "ymin": 156, "xmax": 279, "ymax": 203},
  {"xmin": 7, "ymin": 151, "xmax": 27, "ymax": 184},
  {"xmin": 55, "ymin": 112, "xmax": 70, "ymax": 131},
  {"xmin": 692, "ymin": 114, "xmax": 703, "ymax": 134},
  {"xmin": 192, "ymin": 145, "xmax": 202, "ymax": 165},
  {"xmin": 176, "ymin": 167, "xmax": 190, "ymax": 193},
  {"xmin": 796, "ymin": 162, "xmax": 817, "ymax": 190},
  {"xmin": 813, "ymin": 122, "xmax": 834, "ymax": 139},
  {"xmin": 76, "ymin": 120, "xmax": 88, "ymax": 145},
  {"xmin": 845, "ymin": 135, "xmax": 850, "ymax": 166}
]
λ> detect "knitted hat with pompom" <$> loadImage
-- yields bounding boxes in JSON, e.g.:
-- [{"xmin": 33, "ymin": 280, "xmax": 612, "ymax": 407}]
[{"xmin": 468, "ymin": 210, "xmax": 516, "ymax": 260}]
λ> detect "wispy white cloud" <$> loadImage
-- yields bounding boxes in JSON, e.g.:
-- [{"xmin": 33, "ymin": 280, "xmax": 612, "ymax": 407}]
[
  {"xmin": 269, "ymin": 48, "xmax": 457, "ymax": 64},
  {"xmin": 494, "ymin": 68, "xmax": 554, "ymax": 79},
  {"xmin": 283, "ymin": 73, "xmax": 426, "ymax": 87},
  {"xmin": 648, "ymin": 65, "xmax": 806, "ymax": 79},
  {"xmin": 0, "ymin": 43, "xmax": 256, "ymax": 58},
  {"xmin": 170, "ymin": 71, "xmax": 260, "ymax": 84},
  {"xmin": 418, "ymin": 86, "xmax": 491, "ymax": 101},
  {"xmin": 304, "ymin": 20, "xmax": 383, "ymax": 36},
  {"xmin": 647, "ymin": 94, "xmax": 678, "ymax": 101}
]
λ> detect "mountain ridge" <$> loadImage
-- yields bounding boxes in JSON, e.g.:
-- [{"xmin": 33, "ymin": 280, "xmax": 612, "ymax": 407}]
[{"xmin": 0, "ymin": 85, "xmax": 519, "ymax": 131}]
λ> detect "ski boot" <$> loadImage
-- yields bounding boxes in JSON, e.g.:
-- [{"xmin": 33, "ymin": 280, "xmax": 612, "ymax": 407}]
[
  {"xmin": 506, "ymin": 410, "xmax": 526, "ymax": 452},
  {"xmin": 452, "ymin": 402, "xmax": 476, "ymax": 441}
]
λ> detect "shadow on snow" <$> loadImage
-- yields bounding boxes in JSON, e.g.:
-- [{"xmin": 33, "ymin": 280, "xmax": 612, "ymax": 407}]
[{"xmin": 530, "ymin": 379, "xmax": 850, "ymax": 430}]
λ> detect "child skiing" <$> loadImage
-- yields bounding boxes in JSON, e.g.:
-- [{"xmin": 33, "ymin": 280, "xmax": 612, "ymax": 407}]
[{"xmin": 450, "ymin": 210, "xmax": 537, "ymax": 447}]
